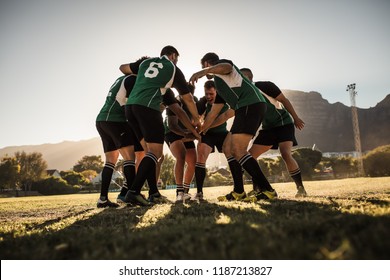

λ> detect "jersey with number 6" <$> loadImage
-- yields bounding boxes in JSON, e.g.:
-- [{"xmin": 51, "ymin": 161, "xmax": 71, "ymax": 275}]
[{"xmin": 126, "ymin": 55, "xmax": 189, "ymax": 112}]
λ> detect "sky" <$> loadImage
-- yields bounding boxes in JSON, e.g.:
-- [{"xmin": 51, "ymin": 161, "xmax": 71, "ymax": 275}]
[{"xmin": 0, "ymin": 0, "xmax": 389, "ymax": 149}]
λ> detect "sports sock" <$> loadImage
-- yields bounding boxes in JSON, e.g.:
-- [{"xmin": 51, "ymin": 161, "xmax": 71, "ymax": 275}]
[
  {"xmin": 183, "ymin": 183, "xmax": 191, "ymax": 193},
  {"xmin": 120, "ymin": 160, "xmax": 135, "ymax": 196},
  {"xmin": 290, "ymin": 168, "xmax": 304, "ymax": 188},
  {"xmin": 100, "ymin": 162, "xmax": 115, "ymax": 198},
  {"xmin": 227, "ymin": 156, "xmax": 244, "ymax": 194},
  {"xmin": 195, "ymin": 162, "xmax": 206, "ymax": 193},
  {"xmin": 239, "ymin": 153, "xmax": 273, "ymax": 192},
  {"xmin": 131, "ymin": 152, "xmax": 157, "ymax": 194},
  {"xmin": 147, "ymin": 168, "xmax": 158, "ymax": 196},
  {"xmin": 176, "ymin": 184, "xmax": 184, "ymax": 194}
]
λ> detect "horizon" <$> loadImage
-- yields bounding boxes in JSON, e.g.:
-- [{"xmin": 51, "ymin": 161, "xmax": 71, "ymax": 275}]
[{"xmin": 0, "ymin": 89, "xmax": 388, "ymax": 150}]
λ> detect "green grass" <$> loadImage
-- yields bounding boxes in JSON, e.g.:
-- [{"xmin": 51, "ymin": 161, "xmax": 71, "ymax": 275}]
[{"xmin": 1, "ymin": 177, "xmax": 389, "ymax": 260}]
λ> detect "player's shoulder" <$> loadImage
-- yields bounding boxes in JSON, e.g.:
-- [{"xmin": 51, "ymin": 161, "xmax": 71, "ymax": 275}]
[{"xmin": 218, "ymin": 59, "xmax": 233, "ymax": 65}]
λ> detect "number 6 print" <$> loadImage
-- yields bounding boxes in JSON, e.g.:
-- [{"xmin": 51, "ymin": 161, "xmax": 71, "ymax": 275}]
[{"xmin": 145, "ymin": 62, "xmax": 163, "ymax": 78}]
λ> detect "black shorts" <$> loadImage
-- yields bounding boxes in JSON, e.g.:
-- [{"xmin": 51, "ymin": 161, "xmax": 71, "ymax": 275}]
[
  {"xmin": 126, "ymin": 104, "xmax": 165, "ymax": 144},
  {"xmin": 253, "ymin": 123, "xmax": 298, "ymax": 149},
  {"xmin": 164, "ymin": 132, "xmax": 195, "ymax": 149},
  {"xmin": 96, "ymin": 121, "xmax": 136, "ymax": 153},
  {"xmin": 230, "ymin": 103, "xmax": 267, "ymax": 135},
  {"xmin": 200, "ymin": 131, "xmax": 228, "ymax": 153},
  {"xmin": 134, "ymin": 138, "xmax": 144, "ymax": 152}
]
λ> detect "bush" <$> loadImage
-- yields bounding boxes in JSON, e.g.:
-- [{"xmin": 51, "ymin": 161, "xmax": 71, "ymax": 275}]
[
  {"xmin": 292, "ymin": 148, "xmax": 322, "ymax": 179},
  {"xmin": 363, "ymin": 145, "xmax": 390, "ymax": 177},
  {"xmin": 35, "ymin": 177, "xmax": 81, "ymax": 195}
]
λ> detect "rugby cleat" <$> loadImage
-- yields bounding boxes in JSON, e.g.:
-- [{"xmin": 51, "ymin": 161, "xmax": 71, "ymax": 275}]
[
  {"xmin": 125, "ymin": 192, "xmax": 152, "ymax": 206},
  {"xmin": 148, "ymin": 192, "xmax": 171, "ymax": 204},
  {"xmin": 116, "ymin": 194, "xmax": 127, "ymax": 204},
  {"xmin": 295, "ymin": 186, "xmax": 307, "ymax": 198},
  {"xmin": 190, "ymin": 192, "xmax": 205, "ymax": 203},
  {"xmin": 217, "ymin": 191, "xmax": 247, "ymax": 202},
  {"xmin": 97, "ymin": 199, "xmax": 119, "ymax": 208},
  {"xmin": 243, "ymin": 189, "xmax": 278, "ymax": 202}
]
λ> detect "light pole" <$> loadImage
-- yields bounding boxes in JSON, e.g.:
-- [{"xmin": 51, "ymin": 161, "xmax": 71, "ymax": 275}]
[{"xmin": 346, "ymin": 83, "xmax": 364, "ymax": 176}]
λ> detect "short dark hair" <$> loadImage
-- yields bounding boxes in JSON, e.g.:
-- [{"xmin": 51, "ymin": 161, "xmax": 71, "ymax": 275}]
[
  {"xmin": 240, "ymin": 68, "xmax": 253, "ymax": 81},
  {"xmin": 201, "ymin": 52, "xmax": 219, "ymax": 65},
  {"xmin": 204, "ymin": 80, "xmax": 215, "ymax": 89},
  {"xmin": 160, "ymin": 45, "xmax": 179, "ymax": 57}
]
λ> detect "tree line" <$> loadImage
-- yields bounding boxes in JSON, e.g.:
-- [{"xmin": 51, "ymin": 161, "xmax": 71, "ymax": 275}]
[{"xmin": 1, "ymin": 145, "xmax": 389, "ymax": 195}]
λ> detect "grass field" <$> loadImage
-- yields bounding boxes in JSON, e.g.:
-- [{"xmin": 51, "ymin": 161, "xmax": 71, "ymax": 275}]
[{"xmin": 0, "ymin": 177, "xmax": 389, "ymax": 260}]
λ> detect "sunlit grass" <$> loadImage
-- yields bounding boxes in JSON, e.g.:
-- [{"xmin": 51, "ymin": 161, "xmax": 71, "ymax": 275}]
[{"xmin": 0, "ymin": 177, "xmax": 389, "ymax": 259}]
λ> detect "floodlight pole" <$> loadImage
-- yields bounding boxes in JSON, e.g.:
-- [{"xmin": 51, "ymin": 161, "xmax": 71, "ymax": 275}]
[{"xmin": 346, "ymin": 83, "xmax": 364, "ymax": 176}]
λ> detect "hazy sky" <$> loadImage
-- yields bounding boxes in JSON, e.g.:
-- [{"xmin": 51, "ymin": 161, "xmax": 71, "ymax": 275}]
[{"xmin": 0, "ymin": 0, "xmax": 389, "ymax": 148}]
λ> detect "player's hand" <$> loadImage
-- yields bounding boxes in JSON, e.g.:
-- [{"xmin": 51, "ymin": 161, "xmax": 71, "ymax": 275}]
[
  {"xmin": 189, "ymin": 70, "xmax": 205, "ymax": 85},
  {"xmin": 294, "ymin": 118, "xmax": 305, "ymax": 130}
]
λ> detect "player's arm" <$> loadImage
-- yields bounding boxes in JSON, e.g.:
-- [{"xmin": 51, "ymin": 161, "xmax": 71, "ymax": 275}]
[
  {"xmin": 172, "ymin": 67, "xmax": 201, "ymax": 129},
  {"xmin": 201, "ymin": 103, "xmax": 224, "ymax": 133},
  {"xmin": 209, "ymin": 108, "xmax": 234, "ymax": 129},
  {"xmin": 119, "ymin": 56, "xmax": 149, "ymax": 75},
  {"xmin": 167, "ymin": 114, "xmax": 186, "ymax": 136},
  {"xmin": 189, "ymin": 63, "xmax": 232, "ymax": 85},
  {"xmin": 275, "ymin": 93, "xmax": 305, "ymax": 130},
  {"xmin": 119, "ymin": 64, "xmax": 133, "ymax": 75},
  {"xmin": 168, "ymin": 103, "xmax": 201, "ymax": 140}
]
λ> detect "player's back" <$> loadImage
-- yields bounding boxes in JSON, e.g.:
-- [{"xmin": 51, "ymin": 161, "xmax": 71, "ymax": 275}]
[{"xmin": 127, "ymin": 56, "xmax": 176, "ymax": 111}]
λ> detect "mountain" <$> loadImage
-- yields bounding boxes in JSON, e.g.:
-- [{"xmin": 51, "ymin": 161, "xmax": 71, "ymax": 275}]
[
  {"xmin": 0, "ymin": 138, "xmax": 104, "ymax": 171},
  {"xmin": 1, "ymin": 92, "xmax": 389, "ymax": 170},
  {"xmin": 283, "ymin": 91, "xmax": 390, "ymax": 152}
]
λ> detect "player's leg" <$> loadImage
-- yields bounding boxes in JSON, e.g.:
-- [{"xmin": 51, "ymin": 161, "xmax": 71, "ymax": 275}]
[
  {"xmin": 248, "ymin": 143, "xmax": 272, "ymax": 192},
  {"xmin": 169, "ymin": 139, "xmax": 187, "ymax": 201},
  {"xmin": 194, "ymin": 139, "xmax": 213, "ymax": 198},
  {"xmin": 279, "ymin": 141, "xmax": 307, "ymax": 197},
  {"xmin": 183, "ymin": 142, "xmax": 196, "ymax": 196},
  {"xmin": 231, "ymin": 104, "xmax": 276, "ymax": 200},
  {"xmin": 222, "ymin": 133, "xmax": 244, "ymax": 195}
]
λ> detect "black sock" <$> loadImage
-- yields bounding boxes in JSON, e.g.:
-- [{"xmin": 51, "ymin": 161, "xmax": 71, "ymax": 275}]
[
  {"xmin": 183, "ymin": 183, "xmax": 190, "ymax": 193},
  {"xmin": 176, "ymin": 184, "xmax": 184, "ymax": 194},
  {"xmin": 100, "ymin": 162, "xmax": 115, "ymax": 198},
  {"xmin": 131, "ymin": 152, "xmax": 157, "ymax": 194},
  {"xmin": 239, "ymin": 153, "xmax": 273, "ymax": 192},
  {"xmin": 120, "ymin": 160, "xmax": 135, "ymax": 196},
  {"xmin": 227, "ymin": 156, "xmax": 244, "ymax": 194},
  {"xmin": 195, "ymin": 163, "xmax": 206, "ymax": 193},
  {"xmin": 290, "ymin": 168, "xmax": 304, "ymax": 188},
  {"xmin": 147, "ymin": 165, "xmax": 158, "ymax": 195}
]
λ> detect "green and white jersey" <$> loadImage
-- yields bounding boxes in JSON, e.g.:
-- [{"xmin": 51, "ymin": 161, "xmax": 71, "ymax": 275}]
[
  {"xmin": 96, "ymin": 75, "xmax": 136, "ymax": 122},
  {"xmin": 254, "ymin": 81, "xmax": 293, "ymax": 130},
  {"xmin": 127, "ymin": 55, "xmax": 189, "ymax": 112},
  {"xmin": 214, "ymin": 59, "xmax": 266, "ymax": 110}
]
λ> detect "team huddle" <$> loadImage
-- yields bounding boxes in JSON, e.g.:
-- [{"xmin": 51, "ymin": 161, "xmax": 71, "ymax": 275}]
[{"xmin": 95, "ymin": 45, "xmax": 307, "ymax": 208}]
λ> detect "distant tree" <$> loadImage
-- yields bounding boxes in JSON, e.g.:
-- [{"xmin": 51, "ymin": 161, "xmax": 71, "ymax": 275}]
[
  {"xmin": 60, "ymin": 170, "xmax": 88, "ymax": 186},
  {"xmin": 363, "ymin": 145, "xmax": 390, "ymax": 177},
  {"xmin": 292, "ymin": 148, "xmax": 322, "ymax": 179},
  {"xmin": 326, "ymin": 156, "xmax": 357, "ymax": 178},
  {"xmin": 160, "ymin": 154, "xmax": 175, "ymax": 186},
  {"xmin": 80, "ymin": 170, "xmax": 98, "ymax": 185},
  {"xmin": 0, "ymin": 156, "xmax": 20, "ymax": 191},
  {"xmin": 15, "ymin": 151, "xmax": 48, "ymax": 192},
  {"xmin": 257, "ymin": 158, "xmax": 272, "ymax": 177},
  {"xmin": 73, "ymin": 155, "xmax": 104, "ymax": 173},
  {"xmin": 35, "ymin": 177, "xmax": 80, "ymax": 195},
  {"xmin": 204, "ymin": 172, "xmax": 230, "ymax": 187}
]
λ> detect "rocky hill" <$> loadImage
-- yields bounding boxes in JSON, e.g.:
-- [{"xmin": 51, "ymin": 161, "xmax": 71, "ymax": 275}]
[
  {"xmin": 1, "ymin": 92, "xmax": 389, "ymax": 170},
  {"xmin": 284, "ymin": 91, "xmax": 390, "ymax": 152}
]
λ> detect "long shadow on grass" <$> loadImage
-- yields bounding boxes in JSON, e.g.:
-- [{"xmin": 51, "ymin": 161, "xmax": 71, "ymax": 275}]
[{"xmin": 1, "ymin": 197, "xmax": 389, "ymax": 260}]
